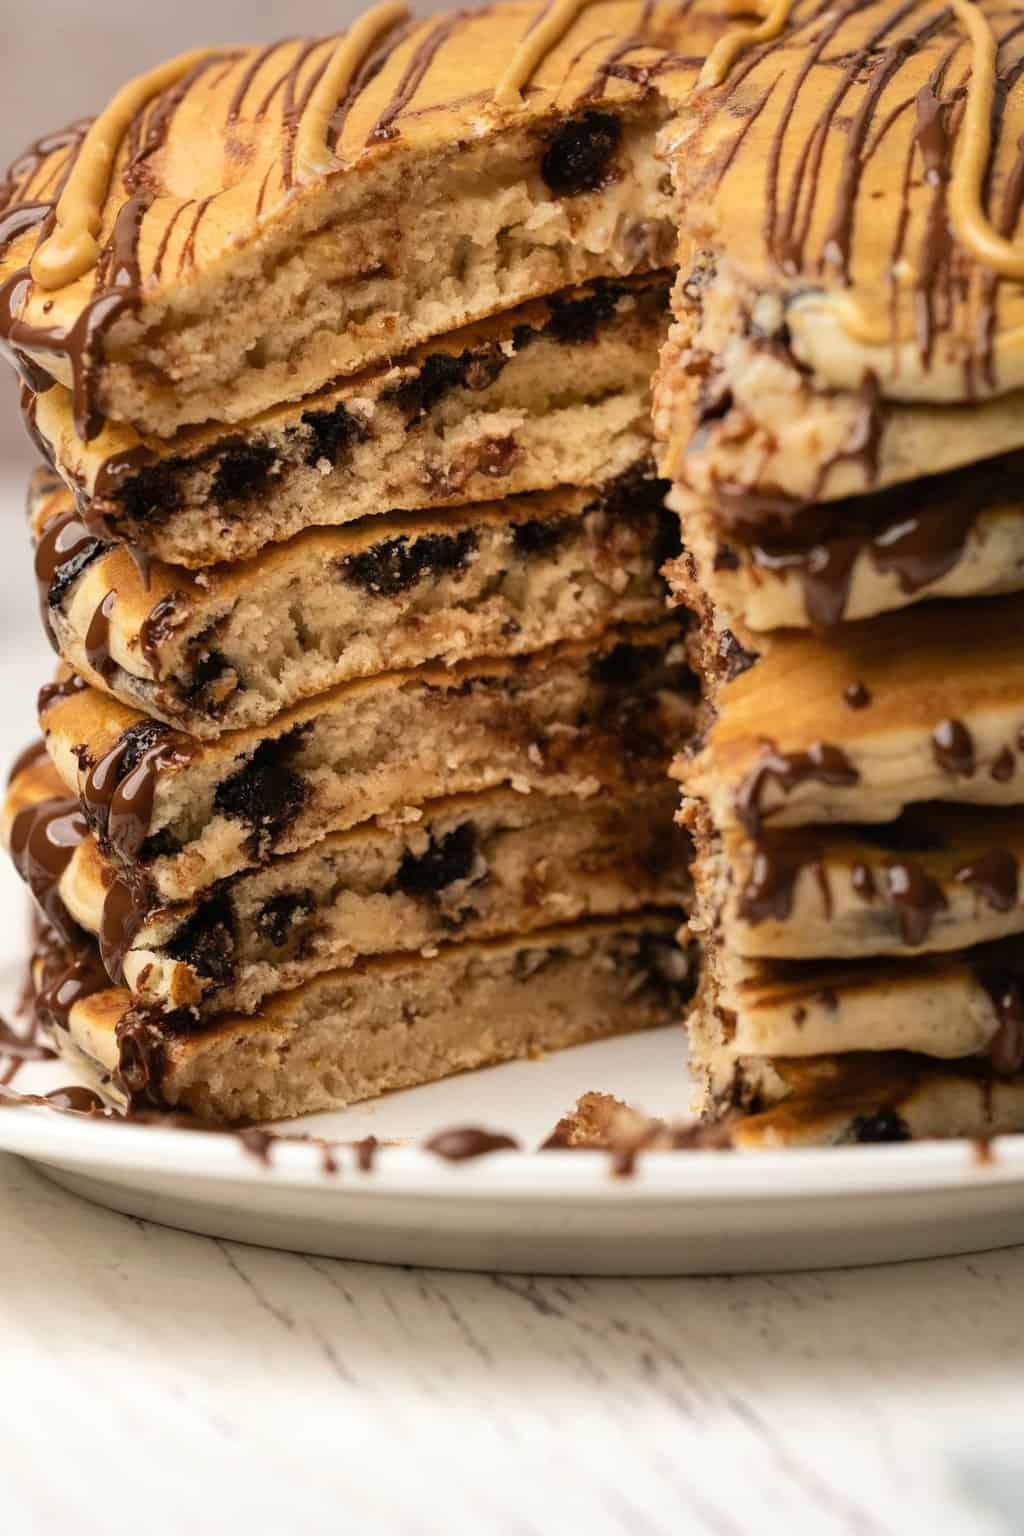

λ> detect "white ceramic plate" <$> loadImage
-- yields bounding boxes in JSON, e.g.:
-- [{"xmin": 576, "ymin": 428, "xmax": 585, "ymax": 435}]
[{"xmin": 4, "ymin": 994, "xmax": 1024, "ymax": 1273}]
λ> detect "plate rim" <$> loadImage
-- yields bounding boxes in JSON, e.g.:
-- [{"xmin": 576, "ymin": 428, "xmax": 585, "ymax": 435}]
[{"xmin": 1, "ymin": 1103, "xmax": 1022, "ymax": 1202}]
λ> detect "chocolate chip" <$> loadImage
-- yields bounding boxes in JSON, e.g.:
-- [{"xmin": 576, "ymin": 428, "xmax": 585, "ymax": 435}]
[
  {"xmin": 475, "ymin": 436, "xmax": 518, "ymax": 477},
  {"xmin": 184, "ymin": 649, "xmax": 233, "ymax": 706},
  {"xmin": 165, "ymin": 895, "xmax": 236, "ymax": 987},
  {"xmin": 338, "ymin": 528, "xmax": 477, "ymax": 598},
  {"xmin": 627, "ymin": 933, "xmax": 694, "ymax": 1006},
  {"xmin": 214, "ymin": 729, "xmax": 309, "ymax": 843},
  {"xmin": 256, "ymin": 891, "xmax": 316, "ymax": 947},
  {"xmin": 540, "ymin": 112, "xmax": 622, "ymax": 196},
  {"xmin": 511, "ymin": 516, "xmax": 574, "ymax": 557},
  {"xmin": 117, "ymin": 461, "xmax": 184, "ymax": 526},
  {"xmin": 591, "ymin": 641, "xmax": 658, "ymax": 690},
  {"xmin": 385, "ymin": 346, "xmax": 506, "ymax": 420},
  {"xmin": 846, "ymin": 1109, "xmax": 912, "ymax": 1144},
  {"xmin": 545, "ymin": 285, "xmax": 619, "ymax": 344},
  {"xmin": 596, "ymin": 467, "xmax": 667, "ymax": 521},
  {"xmin": 651, "ymin": 506, "xmax": 682, "ymax": 572},
  {"xmin": 300, "ymin": 402, "xmax": 367, "ymax": 467},
  {"xmin": 394, "ymin": 822, "xmax": 477, "ymax": 897},
  {"xmin": 140, "ymin": 827, "xmax": 183, "ymax": 862},
  {"xmin": 210, "ymin": 441, "xmax": 276, "ymax": 505}
]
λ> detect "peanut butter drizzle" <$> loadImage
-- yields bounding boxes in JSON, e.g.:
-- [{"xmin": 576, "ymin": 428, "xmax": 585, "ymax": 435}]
[
  {"xmin": 494, "ymin": 0, "xmax": 597, "ymax": 107},
  {"xmin": 30, "ymin": 47, "xmax": 224, "ymax": 290},
  {"xmin": 293, "ymin": 1, "xmax": 411, "ymax": 180},
  {"xmin": 698, "ymin": 0, "xmax": 793, "ymax": 90},
  {"xmin": 947, "ymin": 0, "xmax": 1024, "ymax": 278}
]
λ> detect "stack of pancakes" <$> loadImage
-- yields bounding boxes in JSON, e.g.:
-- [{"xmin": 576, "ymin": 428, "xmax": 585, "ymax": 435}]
[
  {"xmin": 0, "ymin": 1, "xmax": 729, "ymax": 1120},
  {"xmin": 6, "ymin": 0, "xmax": 1024, "ymax": 1146},
  {"xmin": 655, "ymin": 0, "xmax": 1024, "ymax": 1143}
]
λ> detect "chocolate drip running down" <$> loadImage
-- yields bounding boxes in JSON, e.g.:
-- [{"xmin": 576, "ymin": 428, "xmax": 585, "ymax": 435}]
[
  {"xmin": 32, "ymin": 931, "xmax": 110, "ymax": 1047},
  {"xmin": 734, "ymin": 743, "xmax": 859, "ymax": 835},
  {"xmin": 0, "ymin": 56, "xmax": 242, "ymax": 440},
  {"xmin": 976, "ymin": 963, "xmax": 1024, "ymax": 1077},
  {"xmin": 84, "ymin": 590, "xmax": 120, "ymax": 685},
  {"xmin": 745, "ymin": 470, "xmax": 995, "ymax": 630},
  {"xmin": 737, "ymin": 828, "xmax": 830, "ymax": 925},
  {"xmin": 98, "ymin": 870, "xmax": 153, "ymax": 986},
  {"xmin": 880, "ymin": 858, "xmax": 949, "ymax": 947},
  {"xmin": 850, "ymin": 861, "xmax": 876, "ymax": 901},
  {"xmin": 80, "ymin": 725, "xmax": 195, "ymax": 862},
  {"xmin": 701, "ymin": 0, "xmax": 1024, "ymax": 383},
  {"xmin": 8, "ymin": 793, "xmax": 89, "ymax": 944},
  {"xmin": 33, "ymin": 505, "xmax": 107, "ymax": 651}
]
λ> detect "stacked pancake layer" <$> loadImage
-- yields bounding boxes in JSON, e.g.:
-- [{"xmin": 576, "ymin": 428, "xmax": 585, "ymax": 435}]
[
  {"xmin": 656, "ymin": 0, "xmax": 1024, "ymax": 1146},
  {"xmin": 0, "ymin": 0, "xmax": 730, "ymax": 1121}
]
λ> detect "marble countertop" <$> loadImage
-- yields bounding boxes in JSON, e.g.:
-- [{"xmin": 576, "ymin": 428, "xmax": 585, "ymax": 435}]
[{"xmin": 1, "ymin": 1148, "xmax": 1021, "ymax": 1536}]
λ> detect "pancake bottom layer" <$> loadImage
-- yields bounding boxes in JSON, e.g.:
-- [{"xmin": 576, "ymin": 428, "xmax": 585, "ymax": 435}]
[{"xmin": 35, "ymin": 916, "xmax": 689, "ymax": 1123}]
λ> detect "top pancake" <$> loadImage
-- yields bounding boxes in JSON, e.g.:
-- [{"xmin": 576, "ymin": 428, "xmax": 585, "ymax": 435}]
[
  {"xmin": 0, "ymin": 0, "xmax": 726, "ymax": 439},
  {"xmin": 664, "ymin": 0, "xmax": 1024, "ymax": 409}
]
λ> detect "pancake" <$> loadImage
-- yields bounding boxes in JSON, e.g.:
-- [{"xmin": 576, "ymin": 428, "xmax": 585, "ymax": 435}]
[
  {"xmin": 30, "ymin": 469, "xmax": 677, "ymax": 737},
  {"xmin": 677, "ymin": 594, "xmax": 1024, "ymax": 832},
  {"xmin": 665, "ymin": 462, "xmax": 1024, "ymax": 634},
  {"xmin": 657, "ymin": 0, "xmax": 1024, "ymax": 500},
  {"xmin": 39, "ymin": 621, "xmax": 695, "ymax": 901},
  {"xmin": 655, "ymin": 256, "xmax": 1024, "ymax": 511},
  {"xmin": 4, "ymin": 751, "xmax": 688, "ymax": 1014},
  {"xmin": 690, "ymin": 932, "xmax": 1024, "ymax": 1083},
  {"xmin": 33, "ymin": 913, "xmax": 690, "ymax": 1121},
  {"xmin": 691, "ymin": 803, "xmax": 1024, "ymax": 961},
  {"xmin": 0, "ymin": 1, "xmax": 725, "ymax": 437},
  {"xmin": 33, "ymin": 277, "xmax": 669, "ymax": 568}
]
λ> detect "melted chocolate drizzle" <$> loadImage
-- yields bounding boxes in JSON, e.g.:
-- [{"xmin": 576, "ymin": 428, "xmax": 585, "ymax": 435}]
[
  {"xmin": 734, "ymin": 742, "xmax": 859, "ymax": 835},
  {"xmin": 744, "ymin": 448, "xmax": 1012, "ymax": 630},
  {"xmin": 881, "ymin": 857, "xmax": 948, "ymax": 947},
  {"xmin": 82, "ymin": 725, "xmax": 195, "ymax": 862},
  {"xmin": 423, "ymin": 1126, "xmax": 521, "ymax": 1161},
  {"xmin": 737, "ymin": 828, "xmax": 830, "ymax": 925},
  {"xmin": 0, "ymin": 68, "xmax": 234, "ymax": 439},
  {"xmin": 84, "ymin": 589, "xmax": 120, "ymax": 684},
  {"xmin": 976, "ymin": 962, "xmax": 1024, "ymax": 1077},
  {"xmin": 8, "ymin": 793, "xmax": 89, "ymax": 944},
  {"xmin": 34, "ymin": 505, "xmax": 106, "ymax": 650}
]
